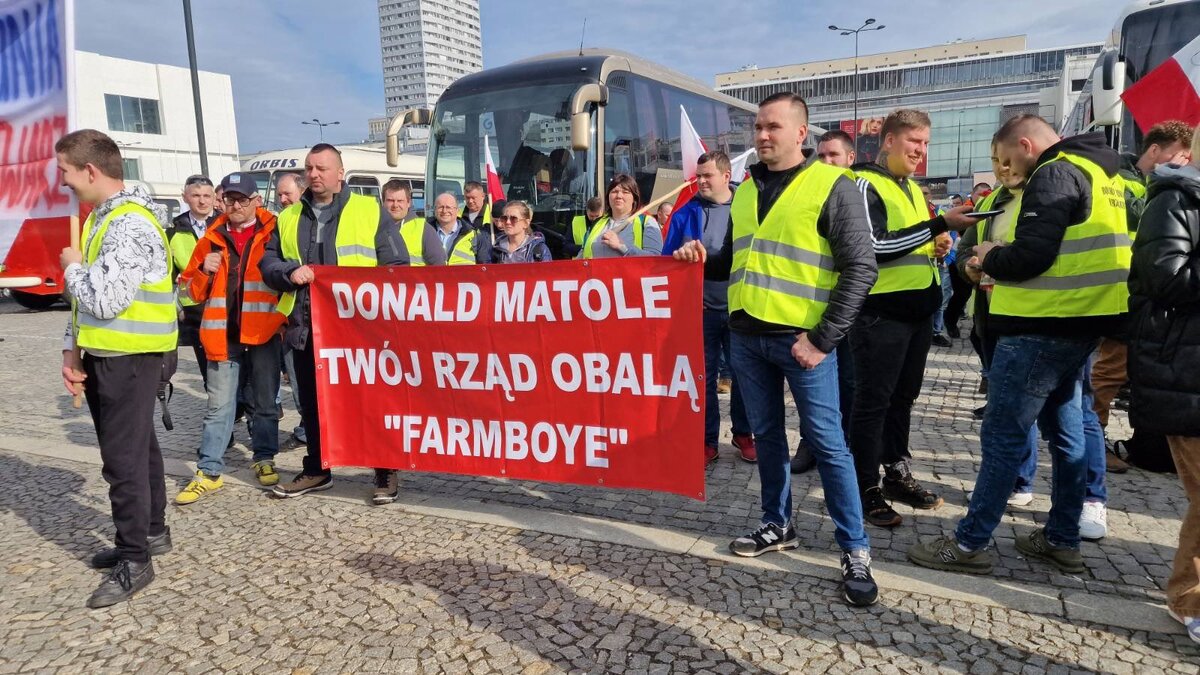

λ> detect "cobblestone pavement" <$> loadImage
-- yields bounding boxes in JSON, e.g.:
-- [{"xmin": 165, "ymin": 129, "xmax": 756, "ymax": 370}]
[
  {"xmin": 2, "ymin": 448, "xmax": 1198, "ymax": 674},
  {"xmin": 0, "ymin": 296, "xmax": 1184, "ymax": 608}
]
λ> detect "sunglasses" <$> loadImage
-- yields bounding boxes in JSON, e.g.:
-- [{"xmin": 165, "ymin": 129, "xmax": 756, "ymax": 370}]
[
  {"xmin": 495, "ymin": 215, "xmax": 526, "ymax": 223},
  {"xmin": 185, "ymin": 175, "xmax": 213, "ymax": 187},
  {"xmin": 222, "ymin": 194, "xmax": 256, "ymax": 207}
]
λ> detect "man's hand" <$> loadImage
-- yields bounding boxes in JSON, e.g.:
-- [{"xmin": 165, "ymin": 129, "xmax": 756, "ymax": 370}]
[
  {"xmin": 289, "ymin": 265, "xmax": 315, "ymax": 286},
  {"xmin": 201, "ymin": 252, "xmax": 222, "ymax": 274},
  {"xmin": 964, "ymin": 256, "xmax": 983, "ymax": 284},
  {"xmin": 973, "ymin": 241, "xmax": 1000, "ymax": 266},
  {"xmin": 791, "ymin": 332, "xmax": 829, "ymax": 369},
  {"xmin": 943, "ymin": 205, "xmax": 984, "ymax": 231},
  {"xmin": 59, "ymin": 247, "xmax": 82, "ymax": 270},
  {"xmin": 599, "ymin": 230, "xmax": 626, "ymax": 253},
  {"xmin": 62, "ymin": 349, "xmax": 85, "ymax": 396},
  {"xmin": 933, "ymin": 232, "xmax": 953, "ymax": 259},
  {"xmin": 672, "ymin": 240, "xmax": 707, "ymax": 264},
  {"xmin": 1168, "ymin": 148, "xmax": 1192, "ymax": 166}
]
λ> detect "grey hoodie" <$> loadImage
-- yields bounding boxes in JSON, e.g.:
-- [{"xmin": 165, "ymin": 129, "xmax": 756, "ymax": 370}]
[{"xmin": 63, "ymin": 185, "xmax": 172, "ymax": 353}]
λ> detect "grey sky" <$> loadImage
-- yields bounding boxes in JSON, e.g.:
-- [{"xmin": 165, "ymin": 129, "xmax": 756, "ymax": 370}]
[{"xmin": 76, "ymin": 0, "xmax": 1130, "ymax": 154}]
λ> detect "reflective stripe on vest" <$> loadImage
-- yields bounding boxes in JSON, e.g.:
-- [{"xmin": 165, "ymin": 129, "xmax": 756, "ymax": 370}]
[
  {"xmin": 856, "ymin": 170, "xmax": 939, "ymax": 294},
  {"xmin": 73, "ymin": 202, "xmax": 178, "ymax": 353},
  {"xmin": 448, "ymin": 228, "xmax": 478, "ymax": 266},
  {"xmin": 571, "ymin": 215, "xmax": 588, "ymax": 246},
  {"xmin": 989, "ymin": 151, "xmax": 1131, "ymax": 319},
  {"xmin": 728, "ymin": 162, "xmax": 849, "ymax": 329},
  {"xmin": 169, "ymin": 230, "xmax": 200, "ymax": 306},
  {"xmin": 580, "ymin": 215, "xmax": 645, "ymax": 259},
  {"xmin": 278, "ymin": 192, "xmax": 381, "ymax": 268},
  {"xmin": 460, "ymin": 202, "xmax": 492, "ymax": 226},
  {"xmin": 399, "ymin": 217, "xmax": 427, "ymax": 266}
]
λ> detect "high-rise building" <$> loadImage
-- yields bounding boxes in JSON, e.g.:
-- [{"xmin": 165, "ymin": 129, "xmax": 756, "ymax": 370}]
[{"xmin": 378, "ymin": 0, "xmax": 483, "ymax": 119}]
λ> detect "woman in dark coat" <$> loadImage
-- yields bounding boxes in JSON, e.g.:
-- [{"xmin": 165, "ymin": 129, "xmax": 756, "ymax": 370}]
[{"xmin": 1127, "ymin": 145, "xmax": 1200, "ymax": 643}]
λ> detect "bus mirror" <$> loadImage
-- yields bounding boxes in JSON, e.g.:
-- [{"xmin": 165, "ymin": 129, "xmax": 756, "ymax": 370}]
[
  {"xmin": 570, "ymin": 84, "xmax": 607, "ymax": 151},
  {"xmin": 386, "ymin": 108, "xmax": 433, "ymax": 166},
  {"xmin": 1091, "ymin": 51, "xmax": 1125, "ymax": 127}
]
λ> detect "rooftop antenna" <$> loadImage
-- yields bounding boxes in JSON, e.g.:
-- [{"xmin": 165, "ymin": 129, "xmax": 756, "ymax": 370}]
[{"xmin": 579, "ymin": 17, "xmax": 587, "ymax": 56}]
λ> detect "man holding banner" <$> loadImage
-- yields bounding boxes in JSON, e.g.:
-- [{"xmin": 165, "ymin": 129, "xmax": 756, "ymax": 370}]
[
  {"xmin": 259, "ymin": 143, "xmax": 410, "ymax": 498},
  {"xmin": 674, "ymin": 92, "xmax": 881, "ymax": 607},
  {"xmin": 57, "ymin": 130, "xmax": 177, "ymax": 608}
]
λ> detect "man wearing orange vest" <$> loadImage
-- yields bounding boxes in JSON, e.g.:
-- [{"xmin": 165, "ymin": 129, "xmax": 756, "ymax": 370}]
[{"xmin": 175, "ymin": 173, "xmax": 290, "ymax": 504}]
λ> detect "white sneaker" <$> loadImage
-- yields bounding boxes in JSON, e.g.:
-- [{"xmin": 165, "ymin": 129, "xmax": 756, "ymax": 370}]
[
  {"xmin": 1079, "ymin": 501, "xmax": 1108, "ymax": 540},
  {"xmin": 965, "ymin": 489, "xmax": 1033, "ymax": 506},
  {"xmin": 1169, "ymin": 610, "xmax": 1200, "ymax": 644}
]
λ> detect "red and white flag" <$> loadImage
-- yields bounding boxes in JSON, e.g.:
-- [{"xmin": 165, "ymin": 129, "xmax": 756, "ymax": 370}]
[
  {"xmin": 483, "ymin": 135, "xmax": 505, "ymax": 203},
  {"xmin": 1121, "ymin": 33, "xmax": 1200, "ymax": 132},
  {"xmin": 729, "ymin": 148, "xmax": 755, "ymax": 183},
  {"xmin": 662, "ymin": 107, "xmax": 709, "ymax": 232}
]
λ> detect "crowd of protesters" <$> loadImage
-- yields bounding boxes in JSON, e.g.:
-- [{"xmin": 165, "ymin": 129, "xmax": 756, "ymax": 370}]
[{"xmin": 54, "ymin": 96, "xmax": 1200, "ymax": 636}]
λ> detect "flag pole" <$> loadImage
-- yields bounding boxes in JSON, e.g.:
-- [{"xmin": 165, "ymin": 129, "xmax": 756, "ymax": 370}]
[{"xmin": 70, "ymin": 213, "xmax": 83, "ymax": 409}]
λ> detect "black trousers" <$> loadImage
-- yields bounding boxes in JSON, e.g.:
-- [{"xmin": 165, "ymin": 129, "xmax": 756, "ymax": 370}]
[
  {"xmin": 848, "ymin": 312, "xmax": 933, "ymax": 492},
  {"xmin": 292, "ymin": 341, "xmax": 329, "ymax": 476},
  {"xmin": 179, "ymin": 305, "xmax": 208, "ymax": 387},
  {"xmin": 83, "ymin": 352, "xmax": 167, "ymax": 563},
  {"xmin": 944, "ymin": 266, "xmax": 973, "ymax": 329}
]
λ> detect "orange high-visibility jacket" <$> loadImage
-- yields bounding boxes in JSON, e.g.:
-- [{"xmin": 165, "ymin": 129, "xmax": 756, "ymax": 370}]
[{"xmin": 179, "ymin": 208, "xmax": 287, "ymax": 361}]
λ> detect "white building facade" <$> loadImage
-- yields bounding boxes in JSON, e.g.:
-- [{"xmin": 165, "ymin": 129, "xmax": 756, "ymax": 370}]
[
  {"xmin": 378, "ymin": 0, "xmax": 483, "ymax": 118},
  {"xmin": 75, "ymin": 51, "xmax": 240, "ymax": 192}
]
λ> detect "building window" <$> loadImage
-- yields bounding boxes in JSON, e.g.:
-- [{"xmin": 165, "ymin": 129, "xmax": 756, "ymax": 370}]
[
  {"xmin": 122, "ymin": 158, "xmax": 141, "ymax": 181},
  {"xmin": 104, "ymin": 94, "xmax": 162, "ymax": 135}
]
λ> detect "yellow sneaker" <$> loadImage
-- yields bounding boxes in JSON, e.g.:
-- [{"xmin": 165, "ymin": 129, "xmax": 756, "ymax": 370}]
[
  {"xmin": 175, "ymin": 471, "xmax": 223, "ymax": 505},
  {"xmin": 253, "ymin": 461, "xmax": 279, "ymax": 486}
]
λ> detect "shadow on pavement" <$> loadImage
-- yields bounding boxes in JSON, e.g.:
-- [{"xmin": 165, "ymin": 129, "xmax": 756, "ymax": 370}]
[{"xmin": 0, "ymin": 453, "xmax": 110, "ymax": 562}]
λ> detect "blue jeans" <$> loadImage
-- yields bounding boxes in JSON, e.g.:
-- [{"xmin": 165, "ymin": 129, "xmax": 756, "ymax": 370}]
[
  {"xmin": 703, "ymin": 309, "xmax": 750, "ymax": 446},
  {"xmin": 956, "ymin": 334, "xmax": 1097, "ymax": 551},
  {"xmin": 1013, "ymin": 353, "xmax": 1107, "ymax": 503},
  {"xmin": 282, "ymin": 345, "xmax": 306, "ymax": 442},
  {"xmin": 933, "ymin": 265, "xmax": 952, "ymax": 334},
  {"xmin": 731, "ymin": 332, "xmax": 869, "ymax": 553},
  {"xmin": 197, "ymin": 339, "xmax": 282, "ymax": 476}
]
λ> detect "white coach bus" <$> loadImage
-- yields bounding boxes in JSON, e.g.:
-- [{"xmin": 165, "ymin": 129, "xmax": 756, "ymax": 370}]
[{"xmin": 241, "ymin": 144, "xmax": 427, "ymax": 214}]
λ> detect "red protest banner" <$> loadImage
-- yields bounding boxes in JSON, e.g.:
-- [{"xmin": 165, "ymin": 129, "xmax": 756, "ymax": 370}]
[{"xmin": 309, "ymin": 257, "xmax": 706, "ymax": 500}]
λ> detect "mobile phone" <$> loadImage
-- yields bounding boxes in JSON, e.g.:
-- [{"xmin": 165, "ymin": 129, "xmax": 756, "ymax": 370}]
[{"xmin": 966, "ymin": 209, "xmax": 1004, "ymax": 219}]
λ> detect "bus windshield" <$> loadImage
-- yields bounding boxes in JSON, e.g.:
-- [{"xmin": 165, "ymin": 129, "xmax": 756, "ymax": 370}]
[
  {"xmin": 1118, "ymin": 3, "xmax": 1200, "ymax": 151},
  {"xmin": 429, "ymin": 83, "xmax": 592, "ymax": 217}
]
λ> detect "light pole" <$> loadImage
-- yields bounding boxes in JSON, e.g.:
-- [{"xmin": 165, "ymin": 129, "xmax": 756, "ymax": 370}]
[
  {"xmin": 302, "ymin": 118, "xmax": 340, "ymax": 142},
  {"xmin": 829, "ymin": 18, "xmax": 885, "ymax": 157},
  {"xmin": 182, "ymin": 0, "xmax": 208, "ymax": 176}
]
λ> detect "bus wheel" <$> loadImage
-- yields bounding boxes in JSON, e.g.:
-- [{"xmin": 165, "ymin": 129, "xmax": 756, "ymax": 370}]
[{"xmin": 11, "ymin": 290, "xmax": 62, "ymax": 311}]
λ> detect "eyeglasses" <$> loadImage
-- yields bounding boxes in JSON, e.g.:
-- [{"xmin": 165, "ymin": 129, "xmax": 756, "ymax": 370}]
[
  {"xmin": 495, "ymin": 215, "xmax": 526, "ymax": 223},
  {"xmin": 185, "ymin": 175, "xmax": 213, "ymax": 187},
  {"xmin": 222, "ymin": 194, "xmax": 255, "ymax": 207}
]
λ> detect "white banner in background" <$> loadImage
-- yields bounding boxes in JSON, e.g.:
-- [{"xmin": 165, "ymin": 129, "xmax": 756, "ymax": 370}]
[{"xmin": 0, "ymin": 0, "xmax": 73, "ymax": 267}]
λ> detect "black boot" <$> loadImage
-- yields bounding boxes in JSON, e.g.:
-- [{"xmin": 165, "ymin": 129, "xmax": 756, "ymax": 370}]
[
  {"xmin": 91, "ymin": 528, "xmax": 173, "ymax": 569},
  {"xmin": 86, "ymin": 559, "xmax": 155, "ymax": 609}
]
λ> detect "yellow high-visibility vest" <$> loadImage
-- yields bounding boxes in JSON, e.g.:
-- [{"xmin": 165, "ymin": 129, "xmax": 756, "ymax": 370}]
[
  {"xmin": 857, "ymin": 170, "xmax": 939, "ymax": 294},
  {"xmin": 989, "ymin": 151, "xmax": 1131, "ymax": 319},
  {"xmin": 580, "ymin": 215, "xmax": 645, "ymax": 259},
  {"xmin": 74, "ymin": 202, "xmax": 178, "ymax": 353},
  {"xmin": 728, "ymin": 162, "xmax": 850, "ymax": 328}
]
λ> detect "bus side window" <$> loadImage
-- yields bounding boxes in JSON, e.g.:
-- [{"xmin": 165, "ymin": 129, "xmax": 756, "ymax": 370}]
[{"xmin": 347, "ymin": 175, "xmax": 381, "ymax": 200}]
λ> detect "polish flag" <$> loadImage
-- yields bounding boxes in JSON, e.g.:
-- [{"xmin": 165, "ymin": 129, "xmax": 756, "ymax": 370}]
[
  {"xmin": 1121, "ymin": 33, "xmax": 1200, "ymax": 132},
  {"xmin": 729, "ymin": 148, "xmax": 755, "ymax": 184},
  {"xmin": 483, "ymin": 135, "xmax": 505, "ymax": 203},
  {"xmin": 662, "ymin": 107, "xmax": 709, "ymax": 233}
]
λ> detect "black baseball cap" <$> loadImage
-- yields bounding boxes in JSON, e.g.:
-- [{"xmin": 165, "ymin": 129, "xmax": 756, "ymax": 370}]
[{"xmin": 219, "ymin": 172, "xmax": 258, "ymax": 197}]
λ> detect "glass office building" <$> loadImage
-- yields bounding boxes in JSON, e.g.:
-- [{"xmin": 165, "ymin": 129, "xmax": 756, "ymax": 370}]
[{"xmin": 717, "ymin": 37, "xmax": 1102, "ymax": 195}]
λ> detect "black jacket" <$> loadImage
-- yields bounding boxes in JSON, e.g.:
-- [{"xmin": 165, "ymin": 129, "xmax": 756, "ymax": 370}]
[
  {"xmin": 1127, "ymin": 165, "xmax": 1200, "ymax": 436},
  {"xmin": 852, "ymin": 161, "xmax": 949, "ymax": 322},
  {"xmin": 711, "ymin": 161, "xmax": 878, "ymax": 353},
  {"xmin": 259, "ymin": 187, "xmax": 410, "ymax": 349},
  {"xmin": 956, "ymin": 185, "xmax": 1020, "ymax": 345},
  {"xmin": 426, "ymin": 217, "xmax": 492, "ymax": 264},
  {"xmin": 169, "ymin": 211, "xmax": 216, "ymax": 242},
  {"xmin": 982, "ymin": 132, "xmax": 1126, "ymax": 339}
]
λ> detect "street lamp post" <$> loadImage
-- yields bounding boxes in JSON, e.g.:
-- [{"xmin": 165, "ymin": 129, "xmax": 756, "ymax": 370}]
[
  {"xmin": 182, "ymin": 0, "xmax": 208, "ymax": 176},
  {"xmin": 829, "ymin": 18, "xmax": 886, "ymax": 157},
  {"xmin": 302, "ymin": 118, "xmax": 340, "ymax": 142}
]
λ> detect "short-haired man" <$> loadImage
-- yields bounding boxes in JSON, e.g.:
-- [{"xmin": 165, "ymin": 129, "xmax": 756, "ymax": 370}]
[
  {"xmin": 175, "ymin": 173, "xmax": 289, "ymax": 503},
  {"xmin": 662, "ymin": 150, "xmax": 755, "ymax": 465},
  {"xmin": 57, "ymin": 129, "xmax": 177, "ymax": 608},
  {"xmin": 909, "ymin": 114, "xmax": 1130, "ymax": 576},
  {"xmin": 849, "ymin": 109, "xmax": 979, "ymax": 529},
  {"xmin": 260, "ymin": 143, "xmax": 412, "ymax": 499},
  {"xmin": 968, "ymin": 183, "xmax": 991, "ymax": 207},
  {"xmin": 655, "ymin": 202, "xmax": 673, "ymax": 226},
  {"xmin": 431, "ymin": 192, "xmax": 489, "ymax": 265},
  {"xmin": 817, "ymin": 130, "xmax": 856, "ymax": 167},
  {"xmin": 169, "ymin": 174, "xmax": 217, "ymax": 386},
  {"xmin": 461, "ymin": 181, "xmax": 491, "ymax": 230},
  {"xmin": 276, "ymin": 173, "xmax": 306, "ymax": 209},
  {"xmin": 675, "ymin": 92, "xmax": 881, "ymax": 606},
  {"xmin": 568, "ymin": 196, "xmax": 604, "ymax": 257},
  {"xmin": 384, "ymin": 179, "xmax": 446, "ymax": 267},
  {"xmin": 1089, "ymin": 120, "xmax": 1195, "ymax": 486}
]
